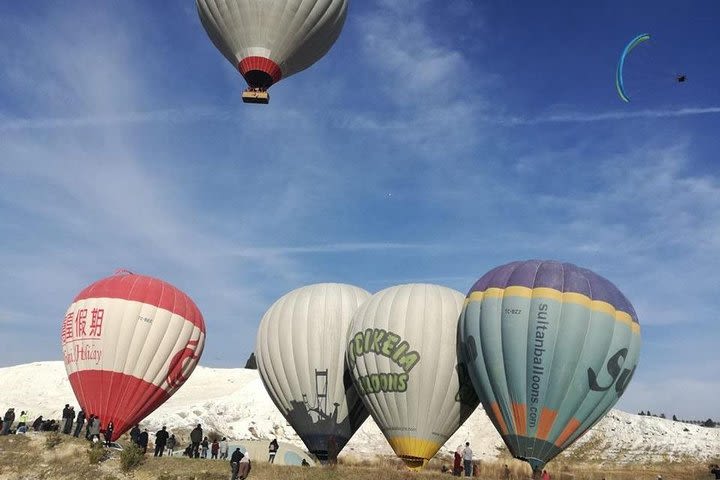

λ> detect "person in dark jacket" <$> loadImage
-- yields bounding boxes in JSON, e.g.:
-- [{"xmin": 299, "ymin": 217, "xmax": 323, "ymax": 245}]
[
  {"xmin": 32, "ymin": 415, "xmax": 44, "ymax": 431},
  {"xmin": 73, "ymin": 410, "xmax": 86, "ymax": 437},
  {"xmin": 2, "ymin": 408, "xmax": 15, "ymax": 435},
  {"xmin": 138, "ymin": 429, "xmax": 149, "ymax": 453},
  {"xmin": 154, "ymin": 426, "xmax": 169, "ymax": 457},
  {"xmin": 129, "ymin": 424, "xmax": 141, "ymax": 445},
  {"xmin": 268, "ymin": 438, "xmax": 279, "ymax": 463},
  {"xmin": 61, "ymin": 404, "xmax": 70, "ymax": 434},
  {"xmin": 211, "ymin": 439, "xmax": 220, "ymax": 459},
  {"xmin": 201, "ymin": 437, "xmax": 209, "ymax": 458},
  {"xmin": 710, "ymin": 464, "xmax": 720, "ymax": 479},
  {"xmin": 190, "ymin": 424, "xmax": 203, "ymax": 458},
  {"xmin": 230, "ymin": 448, "xmax": 244, "ymax": 480},
  {"xmin": 104, "ymin": 421, "xmax": 115, "ymax": 446},
  {"xmin": 85, "ymin": 414, "xmax": 94, "ymax": 439},
  {"xmin": 62, "ymin": 405, "xmax": 75, "ymax": 434}
]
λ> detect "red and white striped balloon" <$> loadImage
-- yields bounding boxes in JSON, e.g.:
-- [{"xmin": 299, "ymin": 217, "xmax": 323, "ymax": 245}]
[{"xmin": 61, "ymin": 270, "xmax": 206, "ymax": 440}]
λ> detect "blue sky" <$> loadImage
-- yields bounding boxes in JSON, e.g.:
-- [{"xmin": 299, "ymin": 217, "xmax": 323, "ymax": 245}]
[{"xmin": 1, "ymin": 0, "xmax": 719, "ymax": 420}]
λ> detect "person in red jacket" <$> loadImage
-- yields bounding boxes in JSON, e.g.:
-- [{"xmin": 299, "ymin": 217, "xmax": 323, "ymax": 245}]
[{"xmin": 453, "ymin": 445, "xmax": 463, "ymax": 476}]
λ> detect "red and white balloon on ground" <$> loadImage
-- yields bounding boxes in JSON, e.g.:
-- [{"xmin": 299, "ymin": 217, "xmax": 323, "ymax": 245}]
[{"xmin": 61, "ymin": 270, "xmax": 206, "ymax": 440}]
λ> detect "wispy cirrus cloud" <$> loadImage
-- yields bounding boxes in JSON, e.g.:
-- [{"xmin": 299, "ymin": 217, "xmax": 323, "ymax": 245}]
[{"xmin": 500, "ymin": 106, "xmax": 720, "ymax": 125}]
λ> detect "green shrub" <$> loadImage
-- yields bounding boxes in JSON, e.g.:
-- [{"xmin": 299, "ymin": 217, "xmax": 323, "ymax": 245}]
[
  {"xmin": 119, "ymin": 442, "xmax": 145, "ymax": 472},
  {"xmin": 45, "ymin": 432, "xmax": 63, "ymax": 449},
  {"xmin": 87, "ymin": 442, "xmax": 108, "ymax": 464}
]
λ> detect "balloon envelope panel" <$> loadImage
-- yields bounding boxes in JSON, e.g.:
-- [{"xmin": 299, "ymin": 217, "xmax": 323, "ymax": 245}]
[
  {"xmin": 347, "ymin": 284, "xmax": 479, "ymax": 469},
  {"xmin": 255, "ymin": 283, "xmax": 371, "ymax": 461},
  {"xmin": 196, "ymin": 0, "xmax": 348, "ymax": 87},
  {"xmin": 61, "ymin": 272, "xmax": 206, "ymax": 440},
  {"xmin": 458, "ymin": 261, "xmax": 640, "ymax": 472}
]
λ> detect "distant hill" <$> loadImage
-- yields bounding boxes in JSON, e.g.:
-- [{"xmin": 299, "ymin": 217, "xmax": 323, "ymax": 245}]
[{"xmin": 1, "ymin": 361, "xmax": 719, "ymax": 465}]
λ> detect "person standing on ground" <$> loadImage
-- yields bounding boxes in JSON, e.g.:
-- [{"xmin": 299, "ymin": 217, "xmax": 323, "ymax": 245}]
[
  {"xmin": 230, "ymin": 447, "xmax": 244, "ymax": 480},
  {"xmin": 104, "ymin": 421, "xmax": 114, "ymax": 446},
  {"xmin": 166, "ymin": 434, "xmax": 177, "ymax": 456},
  {"xmin": 268, "ymin": 438, "xmax": 279, "ymax": 463},
  {"xmin": 64, "ymin": 406, "xmax": 75, "ymax": 434},
  {"xmin": 238, "ymin": 451, "xmax": 251, "ymax": 480},
  {"xmin": 211, "ymin": 438, "xmax": 220, "ymax": 459},
  {"xmin": 84, "ymin": 414, "xmax": 94, "ymax": 439},
  {"xmin": 453, "ymin": 445, "xmax": 463, "ymax": 476},
  {"xmin": 710, "ymin": 464, "xmax": 720, "ymax": 479},
  {"xmin": 462, "ymin": 442, "xmax": 473, "ymax": 477},
  {"xmin": 138, "ymin": 429, "xmax": 149, "ymax": 453},
  {"xmin": 154, "ymin": 426, "xmax": 169, "ymax": 457},
  {"xmin": 61, "ymin": 404, "xmax": 72, "ymax": 434},
  {"xmin": 129, "ymin": 424, "xmax": 141, "ymax": 445},
  {"xmin": 502, "ymin": 463, "xmax": 511, "ymax": 480},
  {"xmin": 541, "ymin": 469, "xmax": 551, "ymax": 480},
  {"xmin": 73, "ymin": 410, "xmax": 85, "ymax": 437},
  {"xmin": 201, "ymin": 436, "xmax": 209, "ymax": 458},
  {"xmin": 219, "ymin": 437, "xmax": 229, "ymax": 459},
  {"xmin": 89, "ymin": 415, "xmax": 101, "ymax": 442},
  {"xmin": 190, "ymin": 424, "xmax": 203, "ymax": 458}
]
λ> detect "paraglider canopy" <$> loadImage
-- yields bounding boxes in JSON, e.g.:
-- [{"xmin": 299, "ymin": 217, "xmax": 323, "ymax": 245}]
[
  {"xmin": 616, "ymin": 33, "xmax": 651, "ymax": 102},
  {"xmin": 676, "ymin": 74, "xmax": 687, "ymax": 82}
]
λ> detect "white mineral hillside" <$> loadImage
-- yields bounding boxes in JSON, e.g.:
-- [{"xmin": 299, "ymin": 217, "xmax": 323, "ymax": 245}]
[{"xmin": 1, "ymin": 362, "xmax": 718, "ymax": 465}]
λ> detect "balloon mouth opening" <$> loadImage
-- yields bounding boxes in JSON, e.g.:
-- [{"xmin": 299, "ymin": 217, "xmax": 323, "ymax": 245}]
[
  {"xmin": 243, "ymin": 70, "xmax": 274, "ymax": 89},
  {"xmin": 238, "ymin": 57, "xmax": 282, "ymax": 89},
  {"xmin": 310, "ymin": 450, "xmax": 330, "ymax": 463},
  {"xmin": 517, "ymin": 455, "xmax": 545, "ymax": 473},
  {"xmin": 400, "ymin": 456, "xmax": 427, "ymax": 470}
]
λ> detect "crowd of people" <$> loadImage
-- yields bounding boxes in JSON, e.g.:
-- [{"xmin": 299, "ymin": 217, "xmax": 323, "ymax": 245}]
[{"xmin": 1, "ymin": 402, "xmax": 260, "ymax": 478}]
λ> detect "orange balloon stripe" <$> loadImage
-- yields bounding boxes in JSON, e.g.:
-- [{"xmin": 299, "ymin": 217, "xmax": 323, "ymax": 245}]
[
  {"xmin": 536, "ymin": 407, "xmax": 558, "ymax": 440},
  {"xmin": 511, "ymin": 403, "xmax": 527, "ymax": 436},
  {"xmin": 490, "ymin": 402, "xmax": 509, "ymax": 436},
  {"xmin": 555, "ymin": 418, "xmax": 581, "ymax": 447}
]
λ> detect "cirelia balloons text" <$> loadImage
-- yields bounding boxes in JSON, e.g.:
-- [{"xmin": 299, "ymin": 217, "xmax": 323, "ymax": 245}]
[{"xmin": 347, "ymin": 283, "xmax": 479, "ymax": 469}]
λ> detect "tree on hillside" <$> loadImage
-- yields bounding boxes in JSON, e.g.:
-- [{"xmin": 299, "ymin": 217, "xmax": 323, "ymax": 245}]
[
  {"xmin": 639, "ymin": 411, "xmax": 645, "ymax": 416},
  {"xmin": 672, "ymin": 415, "xmax": 677, "ymax": 421},
  {"xmin": 660, "ymin": 413, "xmax": 666, "ymax": 419},
  {"xmin": 244, "ymin": 352, "xmax": 257, "ymax": 370},
  {"xmin": 703, "ymin": 418, "xmax": 716, "ymax": 428}
]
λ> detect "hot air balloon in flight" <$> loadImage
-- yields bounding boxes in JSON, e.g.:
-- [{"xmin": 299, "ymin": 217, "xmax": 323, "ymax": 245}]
[
  {"xmin": 255, "ymin": 283, "xmax": 371, "ymax": 462},
  {"xmin": 458, "ymin": 260, "xmax": 641, "ymax": 478},
  {"xmin": 196, "ymin": 0, "xmax": 348, "ymax": 104},
  {"xmin": 60, "ymin": 270, "xmax": 206, "ymax": 441},
  {"xmin": 347, "ymin": 284, "xmax": 479, "ymax": 470}
]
